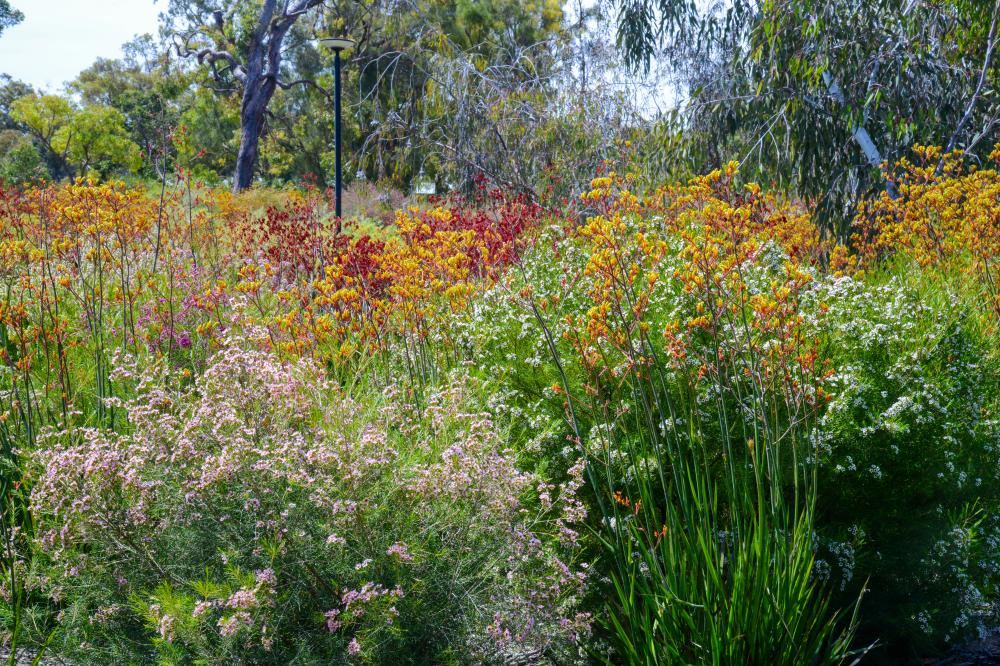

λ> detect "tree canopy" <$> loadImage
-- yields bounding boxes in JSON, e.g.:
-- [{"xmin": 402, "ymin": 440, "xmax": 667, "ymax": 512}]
[
  {"xmin": 0, "ymin": 0, "xmax": 645, "ymax": 195},
  {"xmin": 0, "ymin": 0, "xmax": 995, "ymax": 224},
  {"xmin": 616, "ymin": 0, "xmax": 1000, "ymax": 232},
  {"xmin": 10, "ymin": 94, "xmax": 142, "ymax": 178},
  {"xmin": 0, "ymin": 0, "xmax": 22, "ymax": 38}
]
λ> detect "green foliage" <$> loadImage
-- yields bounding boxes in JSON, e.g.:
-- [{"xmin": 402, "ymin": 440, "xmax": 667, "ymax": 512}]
[
  {"xmin": 608, "ymin": 493, "xmax": 857, "ymax": 664},
  {"xmin": 9, "ymin": 95, "xmax": 73, "ymax": 145},
  {"xmin": 0, "ymin": 129, "xmax": 45, "ymax": 184},
  {"xmin": 68, "ymin": 41, "xmax": 187, "ymax": 179},
  {"xmin": 0, "ymin": 75, "xmax": 33, "ymax": 130},
  {"xmin": 9, "ymin": 94, "xmax": 142, "ymax": 178},
  {"xmin": 7, "ymin": 94, "xmax": 75, "ymax": 178},
  {"xmin": 55, "ymin": 105, "xmax": 143, "ymax": 177},
  {"xmin": 160, "ymin": 0, "xmax": 571, "ymax": 189},
  {"xmin": 0, "ymin": 0, "xmax": 22, "ymax": 37},
  {"xmin": 177, "ymin": 88, "xmax": 240, "ymax": 181},
  {"xmin": 1, "ymin": 0, "xmax": 599, "ymax": 191},
  {"xmin": 340, "ymin": 0, "xmax": 570, "ymax": 191},
  {"xmin": 811, "ymin": 271, "xmax": 1000, "ymax": 660},
  {"xmin": 616, "ymin": 0, "xmax": 1000, "ymax": 235}
]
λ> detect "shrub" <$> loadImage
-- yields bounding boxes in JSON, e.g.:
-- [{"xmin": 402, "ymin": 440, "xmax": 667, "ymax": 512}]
[
  {"xmin": 27, "ymin": 337, "xmax": 591, "ymax": 663},
  {"xmin": 0, "ymin": 131, "xmax": 46, "ymax": 185},
  {"xmin": 810, "ymin": 273, "xmax": 1000, "ymax": 660},
  {"xmin": 465, "ymin": 166, "xmax": 861, "ymax": 663},
  {"xmin": 4, "ymin": 147, "xmax": 999, "ymax": 664}
]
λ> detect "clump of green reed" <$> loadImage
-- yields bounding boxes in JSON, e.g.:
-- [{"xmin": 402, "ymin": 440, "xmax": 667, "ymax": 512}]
[
  {"xmin": 1, "ymin": 414, "xmax": 55, "ymax": 664},
  {"xmin": 505, "ymin": 168, "xmax": 863, "ymax": 663}
]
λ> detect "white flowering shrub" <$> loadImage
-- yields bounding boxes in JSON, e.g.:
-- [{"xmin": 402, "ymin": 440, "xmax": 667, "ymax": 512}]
[{"xmin": 810, "ymin": 276, "xmax": 1000, "ymax": 657}]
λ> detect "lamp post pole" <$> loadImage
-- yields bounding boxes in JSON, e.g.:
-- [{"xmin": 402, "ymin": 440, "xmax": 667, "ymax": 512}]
[
  {"xmin": 319, "ymin": 37, "xmax": 355, "ymax": 223},
  {"xmin": 334, "ymin": 47, "xmax": 343, "ymax": 219}
]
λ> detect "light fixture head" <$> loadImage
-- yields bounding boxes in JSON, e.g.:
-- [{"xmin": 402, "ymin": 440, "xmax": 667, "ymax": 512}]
[
  {"xmin": 413, "ymin": 168, "xmax": 436, "ymax": 196},
  {"xmin": 319, "ymin": 37, "xmax": 355, "ymax": 51}
]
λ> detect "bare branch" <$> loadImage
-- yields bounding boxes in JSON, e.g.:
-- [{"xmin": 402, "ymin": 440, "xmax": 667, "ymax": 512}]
[
  {"xmin": 196, "ymin": 48, "xmax": 246, "ymax": 80},
  {"xmin": 173, "ymin": 35, "xmax": 247, "ymax": 81},
  {"xmin": 273, "ymin": 77, "xmax": 331, "ymax": 99},
  {"xmin": 938, "ymin": 0, "xmax": 1000, "ymax": 173}
]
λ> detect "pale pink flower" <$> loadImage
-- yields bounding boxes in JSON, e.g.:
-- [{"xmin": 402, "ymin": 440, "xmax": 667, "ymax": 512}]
[{"xmin": 386, "ymin": 541, "xmax": 413, "ymax": 561}]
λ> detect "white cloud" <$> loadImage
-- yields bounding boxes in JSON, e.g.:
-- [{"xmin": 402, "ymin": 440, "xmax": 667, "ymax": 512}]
[{"xmin": 0, "ymin": 0, "xmax": 161, "ymax": 90}]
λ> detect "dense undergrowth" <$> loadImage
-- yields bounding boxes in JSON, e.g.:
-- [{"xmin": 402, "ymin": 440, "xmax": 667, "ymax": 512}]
[{"xmin": 1, "ymin": 146, "xmax": 998, "ymax": 664}]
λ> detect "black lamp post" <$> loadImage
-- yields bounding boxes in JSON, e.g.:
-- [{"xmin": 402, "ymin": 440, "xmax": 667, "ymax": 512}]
[{"xmin": 320, "ymin": 37, "xmax": 355, "ymax": 220}]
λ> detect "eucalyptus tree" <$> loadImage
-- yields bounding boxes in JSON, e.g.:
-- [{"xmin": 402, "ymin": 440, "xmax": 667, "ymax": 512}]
[
  {"xmin": 400, "ymin": 0, "xmax": 661, "ymax": 200},
  {"xmin": 617, "ymin": 0, "xmax": 1000, "ymax": 233},
  {"xmin": 168, "ymin": 0, "xmax": 334, "ymax": 191},
  {"xmin": 69, "ymin": 37, "xmax": 188, "ymax": 179},
  {"xmin": 353, "ymin": 0, "xmax": 568, "ymax": 191}
]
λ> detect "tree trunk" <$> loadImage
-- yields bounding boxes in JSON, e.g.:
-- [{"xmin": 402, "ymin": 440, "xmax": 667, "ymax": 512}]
[
  {"xmin": 233, "ymin": 86, "xmax": 273, "ymax": 191},
  {"xmin": 231, "ymin": 0, "xmax": 279, "ymax": 192},
  {"xmin": 223, "ymin": 0, "xmax": 320, "ymax": 191},
  {"xmin": 174, "ymin": 0, "xmax": 328, "ymax": 191},
  {"xmin": 823, "ymin": 70, "xmax": 897, "ymax": 198}
]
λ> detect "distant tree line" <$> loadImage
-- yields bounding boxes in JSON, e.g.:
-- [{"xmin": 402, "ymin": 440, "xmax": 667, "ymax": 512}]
[
  {"xmin": 0, "ymin": 0, "xmax": 644, "ymax": 201},
  {"xmin": 0, "ymin": 0, "xmax": 996, "ymax": 235}
]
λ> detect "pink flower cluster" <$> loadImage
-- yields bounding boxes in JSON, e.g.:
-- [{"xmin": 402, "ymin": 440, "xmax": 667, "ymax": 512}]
[{"xmin": 29, "ymin": 341, "xmax": 592, "ymax": 659}]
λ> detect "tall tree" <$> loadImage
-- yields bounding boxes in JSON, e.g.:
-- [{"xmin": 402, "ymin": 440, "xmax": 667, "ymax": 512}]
[
  {"xmin": 165, "ymin": 0, "xmax": 570, "ymax": 192},
  {"xmin": 69, "ymin": 38, "xmax": 187, "ymax": 179},
  {"xmin": 170, "ymin": 0, "xmax": 329, "ymax": 191},
  {"xmin": 615, "ymin": 0, "xmax": 1000, "ymax": 233},
  {"xmin": 9, "ymin": 94, "xmax": 141, "ymax": 178},
  {"xmin": 349, "ymin": 0, "xmax": 566, "ymax": 190}
]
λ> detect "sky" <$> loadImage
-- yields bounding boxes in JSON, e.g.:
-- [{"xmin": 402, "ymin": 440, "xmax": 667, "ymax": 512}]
[{"xmin": 0, "ymin": 0, "xmax": 161, "ymax": 91}]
